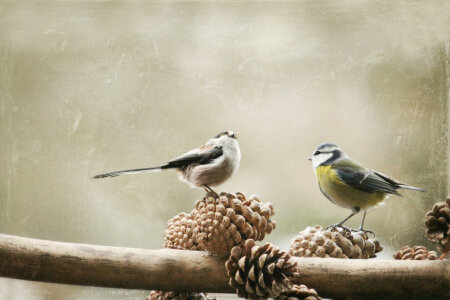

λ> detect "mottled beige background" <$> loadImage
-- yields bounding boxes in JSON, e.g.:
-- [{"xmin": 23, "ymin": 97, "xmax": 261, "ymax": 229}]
[{"xmin": 0, "ymin": 0, "xmax": 449, "ymax": 299}]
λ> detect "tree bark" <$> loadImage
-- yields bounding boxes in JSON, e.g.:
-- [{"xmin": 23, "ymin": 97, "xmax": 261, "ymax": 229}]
[{"xmin": 0, "ymin": 233, "xmax": 448, "ymax": 298}]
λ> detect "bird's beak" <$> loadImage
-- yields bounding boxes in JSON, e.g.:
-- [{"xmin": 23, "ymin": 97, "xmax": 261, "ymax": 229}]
[{"xmin": 308, "ymin": 156, "xmax": 312, "ymax": 161}]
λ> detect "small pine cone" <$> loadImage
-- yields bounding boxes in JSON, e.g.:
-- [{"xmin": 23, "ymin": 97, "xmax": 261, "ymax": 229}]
[
  {"xmin": 425, "ymin": 197, "xmax": 450, "ymax": 253},
  {"xmin": 193, "ymin": 192, "xmax": 276, "ymax": 256},
  {"xmin": 225, "ymin": 239, "xmax": 298, "ymax": 299},
  {"xmin": 393, "ymin": 246, "xmax": 438, "ymax": 260},
  {"xmin": 288, "ymin": 225, "xmax": 383, "ymax": 259},
  {"xmin": 276, "ymin": 284, "xmax": 322, "ymax": 300},
  {"xmin": 164, "ymin": 212, "xmax": 203, "ymax": 251},
  {"xmin": 147, "ymin": 291, "xmax": 208, "ymax": 300}
]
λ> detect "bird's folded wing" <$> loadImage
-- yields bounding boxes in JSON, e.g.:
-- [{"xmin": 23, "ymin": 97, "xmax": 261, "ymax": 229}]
[
  {"xmin": 336, "ymin": 167, "xmax": 400, "ymax": 195},
  {"xmin": 370, "ymin": 170, "xmax": 403, "ymax": 187},
  {"xmin": 163, "ymin": 145, "xmax": 223, "ymax": 169}
]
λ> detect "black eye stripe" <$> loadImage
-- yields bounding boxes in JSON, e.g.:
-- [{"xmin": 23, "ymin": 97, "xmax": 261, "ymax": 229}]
[
  {"xmin": 315, "ymin": 150, "xmax": 333, "ymax": 155},
  {"xmin": 319, "ymin": 150, "xmax": 342, "ymax": 166}
]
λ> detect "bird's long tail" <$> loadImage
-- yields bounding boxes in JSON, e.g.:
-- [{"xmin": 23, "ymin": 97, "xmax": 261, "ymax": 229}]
[
  {"xmin": 93, "ymin": 166, "xmax": 167, "ymax": 178},
  {"xmin": 398, "ymin": 184, "xmax": 426, "ymax": 192}
]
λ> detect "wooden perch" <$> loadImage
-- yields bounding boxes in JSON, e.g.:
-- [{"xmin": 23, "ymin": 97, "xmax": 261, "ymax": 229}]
[{"xmin": 0, "ymin": 233, "xmax": 449, "ymax": 298}]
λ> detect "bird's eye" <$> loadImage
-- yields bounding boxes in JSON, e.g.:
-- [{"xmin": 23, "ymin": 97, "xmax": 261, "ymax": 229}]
[{"xmin": 314, "ymin": 151, "xmax": 320, "ymax": 155}]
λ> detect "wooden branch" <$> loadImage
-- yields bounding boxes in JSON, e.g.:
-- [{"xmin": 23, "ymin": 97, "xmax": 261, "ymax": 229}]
[
  {"xmin": 0, "ymin": 234, "xmax": 449, "ymax": 298},
  {"xmin": 0, "ymin": 234, "xmax": 231, "ymax": 292}
]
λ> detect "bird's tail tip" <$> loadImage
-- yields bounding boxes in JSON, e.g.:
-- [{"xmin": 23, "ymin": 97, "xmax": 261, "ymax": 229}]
[
  {"xmin": 92, "ymin": 174, "xmax": 110, "ymax": 179},
  {"xmin": 92, "ymin": 173, "xmax": 119, "ymax": 179},
  {"xmin": 399, "ymin": 184, "xmax": 426, "ymax": 192}
]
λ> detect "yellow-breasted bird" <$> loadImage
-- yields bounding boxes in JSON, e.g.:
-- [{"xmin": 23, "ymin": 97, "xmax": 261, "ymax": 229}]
[{"xmin": 309, "ymin": 142, "xmax": 425, "ymax": 233}]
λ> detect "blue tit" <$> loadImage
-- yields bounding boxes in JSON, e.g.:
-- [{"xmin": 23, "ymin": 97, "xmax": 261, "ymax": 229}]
[{"xmin": 309, "ymin": 142, "xmax": 425, "ymax": 233}]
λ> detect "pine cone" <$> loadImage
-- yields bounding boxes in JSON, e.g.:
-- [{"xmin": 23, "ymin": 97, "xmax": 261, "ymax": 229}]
[
  {"xmin": 225, "ymin": 239, "xmax": 298, "ymax": 299},
  {"xmin": 425, "ymin": 197, "xmax": 450, "ymax": 253},
  {"xmin": 158, "ymin": 213, "xmax": 208, "ymax": 300},
  {"xmin": 164, "ymin": 212, "xmax": 203, "ymax": 251},
  {"xmin": 193, "ymin": 192, "xmax": 276, "ymax": 256},
  {"xmin": 288, "ymin": 225, "xmax": 383, "ymax": 259},
  {"xmin": 147, "ymin": 291, "xmax": 208, "ymax": 300},
  {"xmin": 393, "ymin": 246, "xmax": 438, "ymax": 260},
  {"xmin": 276, "ymin": 284, "xmax": 322, "ymax": 300}
]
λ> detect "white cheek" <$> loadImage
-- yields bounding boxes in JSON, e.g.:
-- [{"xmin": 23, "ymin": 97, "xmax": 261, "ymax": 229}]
[{"xmin": 312, "ymin": 153, "xmax": 333, "ymax": 169}]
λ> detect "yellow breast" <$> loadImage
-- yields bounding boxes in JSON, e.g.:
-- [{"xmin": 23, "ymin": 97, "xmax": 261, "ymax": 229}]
[{"xmin": 315, "ymin": 165, "xmax": 387, "ymax": 210}]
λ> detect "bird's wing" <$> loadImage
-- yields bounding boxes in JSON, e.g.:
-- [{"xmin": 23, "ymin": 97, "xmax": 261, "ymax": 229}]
[
  {"xmin": 334, "ymin": 163, "xmax": 401, "ymax": 195},
  {"xmin": 163, "ymin": 145, "xmax": 223, "ymax": 169},
  {"xmin": 370, "ymin": 170, "xmax": 425, "ymax": 192},
  {"xmin": 369, "ymin": 170, "xmax": 403, "ymax": 187}
]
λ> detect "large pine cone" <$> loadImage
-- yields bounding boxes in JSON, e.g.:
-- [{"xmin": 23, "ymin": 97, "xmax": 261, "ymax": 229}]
[
  {"xmin": 164, "ymin": 212, "xmax": 203, "ymax": 251},
  {"xmin": 276, "ymin": 284, "xmax": 322, "ymax": 300},
  {"xmin": 157, "ymin": 213, "xmax": 206, "ymax": 300},
  {"xmin": 393, "ymin": 246, "xmax": 438, "ymax": 260},
  {"xmin": 425, "ymin": 197, "xmax": 450, "ymax": 253},
  {"xmin": 225, "ymin": 239, "xmax": 298, "ymax": 299},
  {"xmin": 147, "ymin": 291, "xmax": 208, "ymax": 300},
  {"xmin": 193, "ymin": 192, "xmax": 276, "ymax": 256},
  {"xmin": 288, "ymin": 225, "xmax": 383, "ymax": 259}
]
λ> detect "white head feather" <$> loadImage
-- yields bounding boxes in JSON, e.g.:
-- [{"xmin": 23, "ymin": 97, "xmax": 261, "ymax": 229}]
[{"xmin": 309, "ymin": 143, "xmax": 346, "ymax": 169}]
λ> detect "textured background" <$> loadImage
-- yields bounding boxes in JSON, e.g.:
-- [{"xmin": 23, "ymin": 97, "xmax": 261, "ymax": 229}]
[{"xmin": 0, "ymin": 0, "xmax": 449, "ymax": 299}]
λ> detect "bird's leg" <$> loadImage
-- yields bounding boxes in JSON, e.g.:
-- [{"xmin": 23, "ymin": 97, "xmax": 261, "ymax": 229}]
[
  {"xmin": 203, "ymin": 184, "xmax": 219, "ymax": 198},
  {"xmin": 352, "ymin": 210, "xmax": 375, "ymax": 237},
  {"xmin": 440, "ymin": 251, "xmax": 449, "ymax": 260},
  {"xmin": 326, "ymin": 209, "xmax": 360, "ymax": 233}
]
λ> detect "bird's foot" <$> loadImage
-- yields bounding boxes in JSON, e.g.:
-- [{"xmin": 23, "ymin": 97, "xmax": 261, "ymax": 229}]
[
  {"xmin": 204, "ymin": 190, "xmax": 219, "ymax": 198},
  {"xmin": 203, "ymin": 185, "xmax": 219, "ymax": 198},
  {"xmin": 352, "ymin": 227, "xmax": 376, "ymax": 238},
  {"xmin": 325, "ymin": 224, "xmax": 352, "ymax": 234},
  {"xmin": 440, "ymin": 251, "xmax": 449, "ymax": 260}
]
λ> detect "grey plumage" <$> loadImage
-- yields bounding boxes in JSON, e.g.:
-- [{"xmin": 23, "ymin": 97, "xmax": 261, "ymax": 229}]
[
  {"xmin": 316, "ymin": 142, "xmax": 338, "ymax": 151},
  {"xmin": 336, "ymin": 168, "xmax": 402, "ymax": 196},
  {"xmin": 334, "ymin": 165, "xmax": 425, "ymax": 196}
]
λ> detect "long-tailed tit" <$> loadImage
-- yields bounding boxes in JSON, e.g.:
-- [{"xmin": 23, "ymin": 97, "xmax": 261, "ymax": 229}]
[{"xmin": 93, "ymin": 131, "xmax": 241, "ymax": 193}]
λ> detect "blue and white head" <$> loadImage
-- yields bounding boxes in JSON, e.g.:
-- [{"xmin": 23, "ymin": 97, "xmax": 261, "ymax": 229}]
[{"xmin": 309, "ymin": 142, "xmax": 347, "ymax": 169}]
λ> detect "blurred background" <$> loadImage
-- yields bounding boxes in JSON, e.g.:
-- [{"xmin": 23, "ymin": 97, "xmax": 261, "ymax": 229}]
[{"xmin": 0, "ymin": 0, "xmax": 449, "ymax": 299}]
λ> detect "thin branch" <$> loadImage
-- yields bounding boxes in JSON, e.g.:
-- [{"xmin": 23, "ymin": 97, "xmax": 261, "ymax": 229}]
[{"xmin": 0, "ymin": 234, "xmax": 448, "ymax": 298}]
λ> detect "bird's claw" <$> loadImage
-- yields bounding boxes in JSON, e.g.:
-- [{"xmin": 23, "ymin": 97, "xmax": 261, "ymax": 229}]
[
  {"xmin": 325, "ymin": 224, "xmax": 352, "ymax": 233},
  {"xmin": 205, "ymin": 190, "xmax": 219, "ymax": 198},
  {"xmin": 352, "ymin": 228, "xmax": 376, "ymax": 238},
  {"xmin": 326, "ymin": 225, "xmax": 376, "ymax": 238}
]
